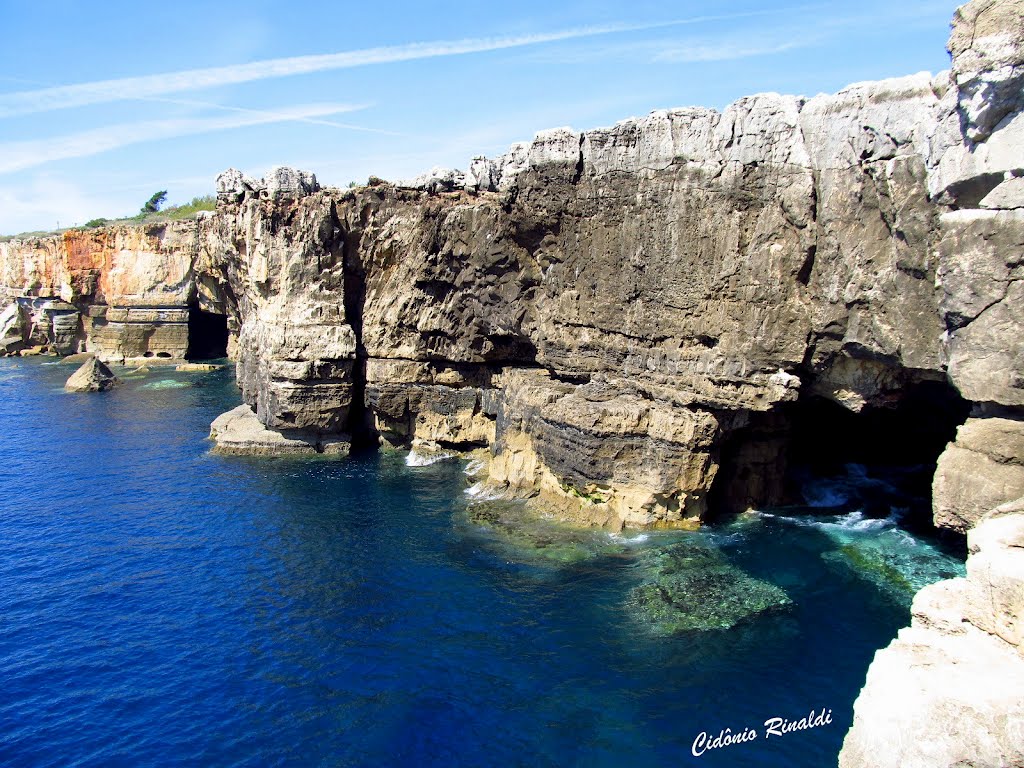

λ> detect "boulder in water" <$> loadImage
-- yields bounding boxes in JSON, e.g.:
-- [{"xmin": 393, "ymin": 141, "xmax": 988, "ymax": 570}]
[{"xmin": 65, "ymin": 357, "xmax": 120, "ymax": 392}]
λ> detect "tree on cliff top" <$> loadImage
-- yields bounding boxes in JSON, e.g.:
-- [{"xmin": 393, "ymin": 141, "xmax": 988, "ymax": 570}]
[{"xmin": 141, "ymin": 190, "xmax": 167, "ymax": 214}]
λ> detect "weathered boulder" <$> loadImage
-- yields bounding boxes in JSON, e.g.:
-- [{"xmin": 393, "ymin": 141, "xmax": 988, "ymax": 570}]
[
  {"xmin": 933, "ymin": 417, "xmax": 1024, "ymax": 532},
  {"xmin": 397, "ymin": 166, "xmax": 466, "ymax": 193},
  {"xmin": 215, "ymin": 167, "xmax": 264, "ymax": 202},
  {"xmin": 208, "ymin": 404, "xmax": 349, "ymax": 457},
  {"xmin": 839, "ymin": 504, "xmax": 1024, "ymax": 768},
  {"xmin": 928, "ymin": 0, "xmax": 1024, "ymax": 206},
  {"xmin": 264, "ymin": 166, "xmax": 319, "ymax": 200},
  {"xmin": 64, "ymin": 356, "xmax": 120, "ymax": 392},
  {"xmin": 947, "ymin": 0, "xmax": 1024, "ymax": 143}
]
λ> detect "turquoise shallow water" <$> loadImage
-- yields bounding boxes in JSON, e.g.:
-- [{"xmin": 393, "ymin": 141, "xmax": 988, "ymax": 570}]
[{"xmin": 0, "ymin": 359, "xmax": 964, "ymax": 767}]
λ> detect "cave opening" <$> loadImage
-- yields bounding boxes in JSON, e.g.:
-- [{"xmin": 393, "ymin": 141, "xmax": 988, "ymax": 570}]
[
  {"xmin": 708, "ymin": 378, "xmax": 971, "ymax": 535},
  {"xmin": 781, "ymin": 379, "xmax": 971, "ymax": 534},
  {"xmin": 186, "ymin": 302, "xmax": 229, "ymax": 360}
]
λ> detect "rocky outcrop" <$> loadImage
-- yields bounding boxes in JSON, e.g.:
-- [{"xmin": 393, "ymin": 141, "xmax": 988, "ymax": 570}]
[
  {"xmin": 839, "ymin": 502, "xmax": 1024, "ymax": 768},
  {"xmin": 64, "ymin": 356, "xmax": 120, "ymax": 392},
  {"xmin": 209, "ymin": 404, "xmax": 348, "ymax": 456},
  {"xmin": 0, "ymin": 222, "xmax": 232, "ymax": 363},
  {"xmin": 216, "ymin": 166, "xmax": 320, "ymax": 203},
  {"xmin": 2, "ymin": 0, "xmax": 1021, "ymax": 532},
  {"xmin": 933, "ymin": 417, "xmax": 1024, "ymax": 532}
]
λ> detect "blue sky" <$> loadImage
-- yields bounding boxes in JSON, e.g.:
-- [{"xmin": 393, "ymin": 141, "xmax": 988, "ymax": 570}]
[{"xmin": 0, "ymin": 0, "xmax": 959, "ymax": 234}]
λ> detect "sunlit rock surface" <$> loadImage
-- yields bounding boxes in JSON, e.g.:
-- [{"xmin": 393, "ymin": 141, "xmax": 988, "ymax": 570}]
[
  {"xmin": 1, "ymin": 0, "xmax": 1021, "ymax": 534},
  {"xmin": 840, "ymin": 503, "xmax": 1024, "ymax": 768}
]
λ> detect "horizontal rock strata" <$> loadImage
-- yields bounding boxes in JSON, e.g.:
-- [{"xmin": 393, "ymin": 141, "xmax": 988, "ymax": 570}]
[
  {"xmin": 0, "ymin": 0, "xmax": 1021, "ymax": 760},
  {"xmin": 1, "ymin": 0, "xmax": 1020, "ymax": 534},
  {"xmin": 209, "ymin": 404, "xmax": 349, "ymax": 456}
]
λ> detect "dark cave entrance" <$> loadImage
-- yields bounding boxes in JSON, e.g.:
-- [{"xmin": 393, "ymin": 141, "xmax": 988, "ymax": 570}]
[
  {"xmin": 709, "ymin": 378, "xmax": 971, "ymax": 534},
  {"xmin": 785, "ymin": 380, "xmax": 970, "ymax": 476},
  {"xmin": 782, "ymin": 379, "xmax": 971, "ymax": 533},
  {"xmin": 186, "ymin": 302, "xmax": 229, "ymax": 360}
]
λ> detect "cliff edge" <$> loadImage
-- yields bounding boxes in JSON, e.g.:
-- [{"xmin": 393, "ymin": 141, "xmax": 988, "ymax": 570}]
[{"xmin": 0, "ymin": 0, "xmax": 1022, "ymax": 762}]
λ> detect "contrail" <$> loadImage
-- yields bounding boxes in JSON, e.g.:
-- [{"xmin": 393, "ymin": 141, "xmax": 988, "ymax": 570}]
[
  {"xmin": 0, "ymin": 10, "xmax": 786, "ymax": 118},
  {"xmin": 0, "ymin": 103, "xmax": 365, "ymax": 174}
]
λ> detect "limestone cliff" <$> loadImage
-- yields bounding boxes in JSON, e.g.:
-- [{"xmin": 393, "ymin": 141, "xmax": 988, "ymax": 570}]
[
  {"xmin": 197, "ymin": 0, "xmax": 1021, "ymax": 529},
  {"xmin": 1, "ymin": 0, "xmax": 1021, "ymax": 534},
  {"xmin": 0, "ymin": 222, "xmax": 229, "ymax": 360},
  {"xmin": 0, "ymin": 0, "xmax": 1022, "ymax": 762}
]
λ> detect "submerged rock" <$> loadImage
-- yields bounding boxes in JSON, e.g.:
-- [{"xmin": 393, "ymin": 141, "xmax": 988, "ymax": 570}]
[
  {"xmin": 459, "ymin": 498, "xmax": 628, "ymax": 564},
  {"xmin": 64, "ymin": 357, "xmax": 120, "ymax": 392},
  {"xmin": 175, "ymin": 363, "xmax": 222, "ymax": 372},
  {"xmin": 627, "ymin": 539, "xmax": 792, "ymax": 634}
]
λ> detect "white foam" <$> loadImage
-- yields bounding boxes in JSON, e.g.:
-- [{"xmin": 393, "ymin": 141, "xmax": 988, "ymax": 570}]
[
  {"xmin": 755, "ymin": 509, "xmax": 894, "ymax": 533},
  {"xmin": 464, "ymin": 481, "xmax": 503, "ymax": 500},
  {"xmin": 800, "ymin": 480, "xmax": 850, "ymax": 508},
  {"xmin": 405, "ymin": 449, "xmax": 456, "ymax": 467},
  {"xmin": 141, "ymin": 379, "xmax": 190, "ymax": 390},
  {"xmin": 607, "ymin": 532, "xmax": 650, "ymax": 546},
  {"xmin": 463, "ymin": 458, "xmax": 486, "ymax": 476}
]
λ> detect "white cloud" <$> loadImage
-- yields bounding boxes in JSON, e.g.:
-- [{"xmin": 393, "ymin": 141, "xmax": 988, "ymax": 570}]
[
  {"xmin": 653, "ymin": 38, "xmax": 810, "ymax": 63},
  {"xmin": 0, "ymin": 175, "xmax": 109, "ymax": 234},
  {"xmin": 0, "ymin": 12, "xmax": 796, "ymax": 117},
  {"xmin": 0, "ymin": 103, "xmax": 365, "ymax": 174}
]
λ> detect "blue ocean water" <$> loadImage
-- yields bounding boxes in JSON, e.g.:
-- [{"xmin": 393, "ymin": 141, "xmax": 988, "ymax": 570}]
[{"xmin": 0, "ymin": 359, "xmax": 964, "ymax": 767}]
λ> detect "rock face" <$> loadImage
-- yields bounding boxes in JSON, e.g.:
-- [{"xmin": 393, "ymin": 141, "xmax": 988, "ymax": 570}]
[
  {"xmin": 64, "ymin": 356, "xmax": 120, "ymax": 392},
  {"xmin": 2, "ymin": 0, "xmax": 1022, "ymax": 531},
  {"xmin": 0, "ymin": 223, "xmax": 229, "ymax": 363},
  {"xmin": 933, "ymin": 417, "xmax": 1024, "ymax": 532},
  {"xmin": 0, "ymin": 0, "xmax": 1020, "ymax": 758},
  {"xmin": 839, "ymin": 502, "xmax": 1024, "ymax": 768}
]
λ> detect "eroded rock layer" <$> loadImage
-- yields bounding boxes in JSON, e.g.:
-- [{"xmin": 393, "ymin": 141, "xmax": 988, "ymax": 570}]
[{"xmin": 1, "ymin": 2, "xmax": 1021, "ymax": 532}]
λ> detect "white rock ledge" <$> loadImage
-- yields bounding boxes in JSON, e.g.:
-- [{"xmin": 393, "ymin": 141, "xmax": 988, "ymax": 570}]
[
  {"xmin": 209, "ymin": 405, "xmax": 349, "ymax": 457},
  {"xmin": 839, "ymin": 503, "xmax": 1024, "ymax": 768}
]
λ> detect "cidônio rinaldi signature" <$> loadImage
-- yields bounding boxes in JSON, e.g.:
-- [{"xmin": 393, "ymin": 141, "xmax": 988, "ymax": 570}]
[{"xmin": 691, "ymin": 708, "xmax": 834, "ymax": 757}]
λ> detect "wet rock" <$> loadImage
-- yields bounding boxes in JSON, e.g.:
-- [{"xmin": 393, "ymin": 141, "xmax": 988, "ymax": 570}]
[
  {"xmin": 64, "ymin": 356, "xmax": 120, "ymax": 392},
  {"xmin": 459, "ymin": 497, "xmax": 628, "ymax": 565},
  {"xmin": 208, "ymin": 404, "xmax": 349, "ymax": 457},
  {"xmin": 175, "ymin": 363, "xmax": 222, "ymax": 372}
]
